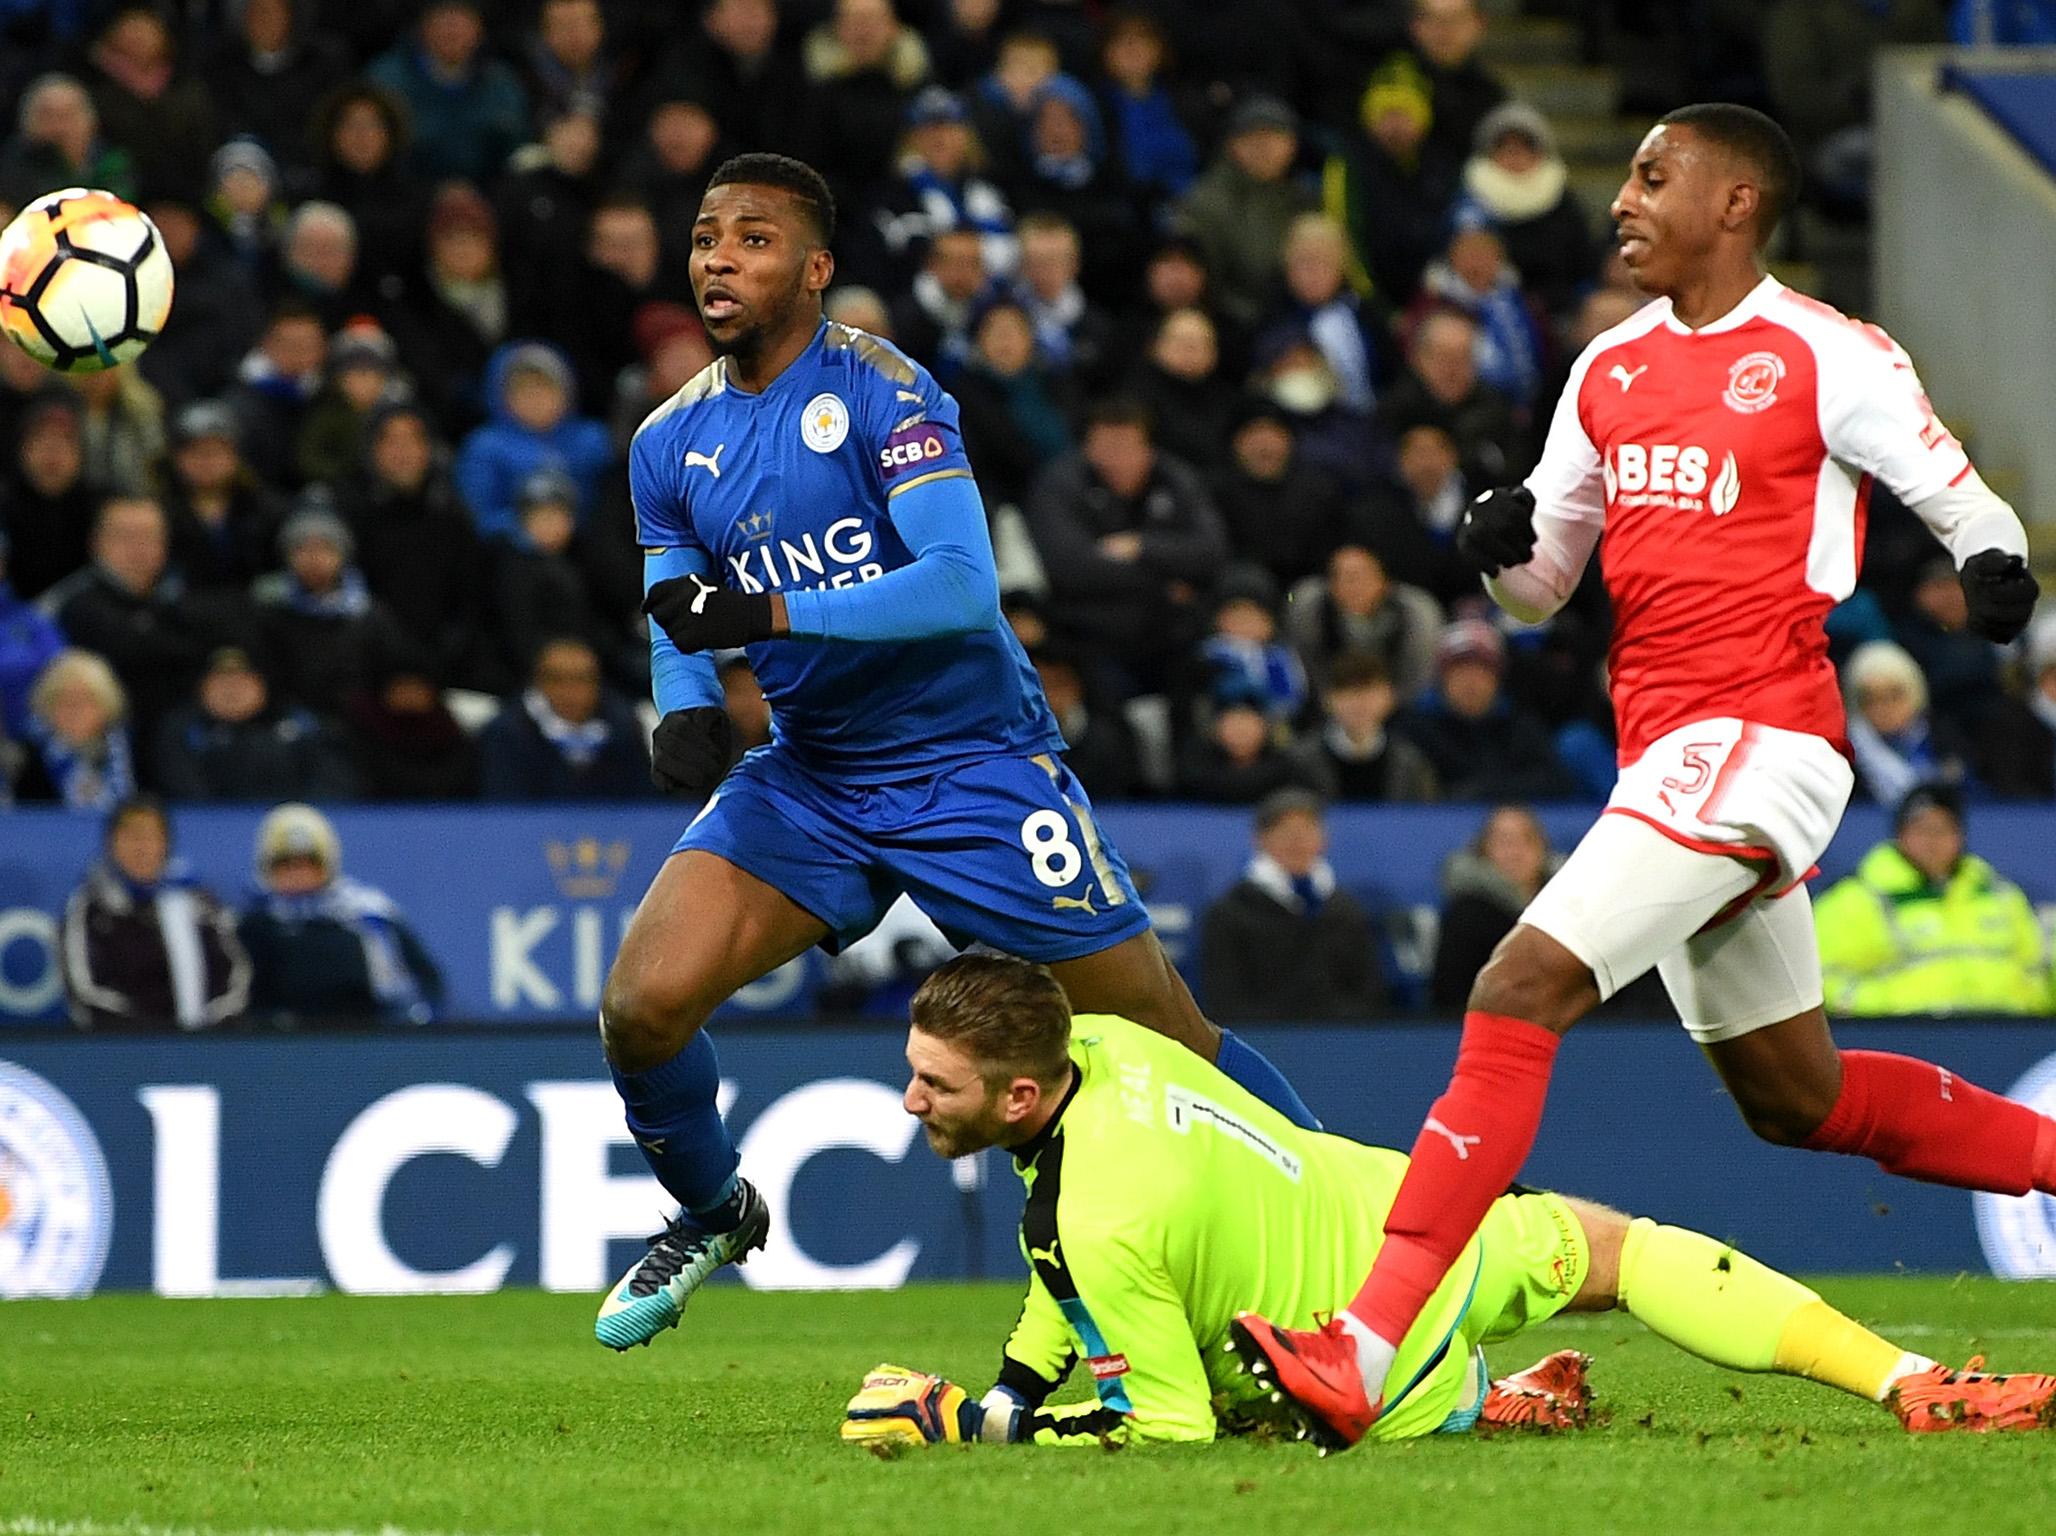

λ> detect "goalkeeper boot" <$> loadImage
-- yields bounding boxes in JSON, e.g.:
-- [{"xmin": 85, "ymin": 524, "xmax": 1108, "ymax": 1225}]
[
  {"xmin": 1481, "ymin": 1350, "xmax": 1594, "ymax": 1432},
  {"xmin": 1228, "ymin": 1312, "xmax": 1379, "ymax": 1453},
  {"xmin": 1888, "ymin": 1355, "xmax": 2056, "ymax": 1433},
  {"xmin": 594, "ymin": 1180, "xmax": 770, "ymax": 1351}
]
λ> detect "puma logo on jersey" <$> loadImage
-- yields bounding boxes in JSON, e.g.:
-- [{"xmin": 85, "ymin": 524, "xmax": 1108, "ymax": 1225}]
[
  {"xmin": 1052, "ymin": 887, "xmax": 1098, "ymax": 915},
  {"xmin": 1602, "ymin": 444, "xmax": 1742, "ymax": 516},
  {"xmin": 1608, "ymin": 363, "xmax": 1647, "ymax": 393},
  {"xmin": 1424, "ymin": 1116, "xmax": 1481, "ymax": 1161},
  {"xmin": 684, "ymin": 444, "xmax": 725, "ymax": 478}
]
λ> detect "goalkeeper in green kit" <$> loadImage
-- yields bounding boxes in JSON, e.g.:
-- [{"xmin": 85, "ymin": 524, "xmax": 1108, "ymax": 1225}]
[{"xmin": 842, "ymin": 956, "xmax": 2056, "ymax": 1449}]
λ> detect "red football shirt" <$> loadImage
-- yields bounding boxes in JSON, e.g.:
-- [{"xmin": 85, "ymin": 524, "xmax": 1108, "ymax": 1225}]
[{"xmin": 1523, "ymin": 277, "xmax": 1971, "ymax": 762}]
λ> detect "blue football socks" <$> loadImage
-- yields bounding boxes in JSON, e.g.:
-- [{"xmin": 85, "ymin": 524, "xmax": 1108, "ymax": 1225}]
[
  {"xmin": 1215, "ymin": 1029, "xmax": 1321, "ymax": 1130},
  {"xmin": 610, "ymin": 1031, "xmax": 747, "ymax": 1232}
]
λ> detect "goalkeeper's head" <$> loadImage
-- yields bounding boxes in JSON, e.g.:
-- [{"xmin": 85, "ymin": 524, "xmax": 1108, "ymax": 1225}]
[{"xmin": 904, "ymin": 956, "xmax": 1074, "ymax": 1159}]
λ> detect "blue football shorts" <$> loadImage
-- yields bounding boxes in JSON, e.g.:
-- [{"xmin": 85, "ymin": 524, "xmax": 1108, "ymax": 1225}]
[{"xmin": 673, "ymin": 747, "xmax": 1152, "ymax": 962}]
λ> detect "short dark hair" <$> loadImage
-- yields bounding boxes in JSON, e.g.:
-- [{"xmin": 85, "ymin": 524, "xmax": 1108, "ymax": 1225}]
[
  {"xmin": 705, "ymin": 153, "xmax": 836, "ymax": 247},
  {"xmin": 1658, "ymin": 102, "xmax": 1800, "ymax": 246},
  {"xmin": 1326, "ymin": 650, "xmax": 1391, "ymax": 691},
  {"xmin": 909, "ymin": 955, "xmax": 1072, "ymax": 1088},
  {"xmin": 105, "ymin": 794, "xmax": 168, "ymax": 844},
  {"xmin": 1084, "ymin": 395, "xmax": 1154, "ymax": 438}
]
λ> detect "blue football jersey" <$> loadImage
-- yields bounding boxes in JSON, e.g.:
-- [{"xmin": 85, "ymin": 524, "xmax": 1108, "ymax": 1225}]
[{"xmin": 630, "ymin": 320, "xmax": 1063, "ymax": 783}]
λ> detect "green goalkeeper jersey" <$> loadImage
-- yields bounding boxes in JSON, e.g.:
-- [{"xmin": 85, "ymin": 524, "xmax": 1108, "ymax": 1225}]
[{"xmin": 993, "ymin": 1014, "xmax": 1490, "ymax": 1446}]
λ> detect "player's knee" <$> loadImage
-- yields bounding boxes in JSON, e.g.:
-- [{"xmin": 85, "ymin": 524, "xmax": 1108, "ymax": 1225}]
[
  {"xmin": 599, "ymin": 968, "xmax": 711, "ymax": 1073},
  {"xmin": 1468, "ymin": 930, "xmax": 1593, "ymax": 1031},
  {"xmin": 1732, "ymin": 1087, "xmax": 1832, "ymax": 1148}
]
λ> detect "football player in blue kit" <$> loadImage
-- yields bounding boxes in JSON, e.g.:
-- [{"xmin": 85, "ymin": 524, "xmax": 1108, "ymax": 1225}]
[{"xmin": 594, "ymin": 154, "xmax": 1319, "ymax": 1350}]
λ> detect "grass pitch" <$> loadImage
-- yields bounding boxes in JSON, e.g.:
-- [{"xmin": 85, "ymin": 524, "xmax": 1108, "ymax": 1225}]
[{"xmin": 3, "ymin": 1279, "xmax": 2053, "ymax": 1536}]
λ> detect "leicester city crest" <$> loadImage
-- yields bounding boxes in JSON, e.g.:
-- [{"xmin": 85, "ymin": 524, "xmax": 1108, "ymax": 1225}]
[{"xmin": 0, "ymin": 1062, "xmax": 114, "ymax": 1297}]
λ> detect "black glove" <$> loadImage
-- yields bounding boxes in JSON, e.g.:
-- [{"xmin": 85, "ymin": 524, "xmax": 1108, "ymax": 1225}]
[
  {"xmin": 1959, "ymin": 549, "xmax": 2039, "ymax": 644},
  {"xmin": 1454, "ymin": 484, "xmax": 1538, "ymax": 575},
  {"xmin": 644, "ymin": 573, "xmax": 776, "ymax": 652},
  {"xmin": 649, "ymin": 706, "xmax": 734, "ymax": 798}
]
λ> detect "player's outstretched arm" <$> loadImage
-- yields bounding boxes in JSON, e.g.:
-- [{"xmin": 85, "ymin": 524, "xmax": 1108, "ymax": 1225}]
[{"xmin": 782, "ymin": 471, "xmax": 1001, "ymax": 643}]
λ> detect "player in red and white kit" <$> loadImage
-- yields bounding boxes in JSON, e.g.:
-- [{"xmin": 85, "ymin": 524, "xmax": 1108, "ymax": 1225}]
[{"xmin": 1232, "ymin": 104, "xmax": 2053, "ymax": 1449}]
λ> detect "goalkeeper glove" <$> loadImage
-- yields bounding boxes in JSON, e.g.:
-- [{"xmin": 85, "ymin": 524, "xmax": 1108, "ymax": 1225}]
[
  {"xmin": 645, "ymin": 573, "xmax": 777, "ymax": 652},
  {"xmin": 1959, "ymin": 549, "xmax": 2040, "ymax": 644},
  {"xmin": 1455, "ymin": 484, "xmax": 1539, "ymax": 575},
  {"xmin": 649, "ymin": 706, "xmax": 733, "ymax": 798},
  {"xmin": 841, "ymin": 1364, "xmax": 1012, "ymax": 1448}
]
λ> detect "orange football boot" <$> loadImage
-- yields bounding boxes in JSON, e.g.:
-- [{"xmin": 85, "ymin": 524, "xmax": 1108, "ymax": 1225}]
[
  {"xmin": 1228, "ymin": 1312, "xmax": 1380, "ymax": 1452},
  {"xmin": 1480, "ymin": 1349, "xmax": 1595, "ymax": 1432},
  {"xmin": 1888, "ymin": 1355, "xmax": 2056, "ymax": 1433}
]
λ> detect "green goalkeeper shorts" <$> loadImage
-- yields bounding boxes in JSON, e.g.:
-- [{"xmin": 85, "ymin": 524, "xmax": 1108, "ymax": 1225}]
[{"xmin": 1465, "ymin": 1188, "xmax": 1591, "ymax": 1347}]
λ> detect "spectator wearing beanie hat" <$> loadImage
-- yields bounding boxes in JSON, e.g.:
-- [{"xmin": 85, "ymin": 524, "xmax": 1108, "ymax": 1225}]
[
  {"xmin": 488, "ymin": 467, "xmax": 635, "ymax": 687},
  {"xmin": 155, "ymin": 644, "xmax": 357, "ymax": 803},
  {"xmin": 1190, "ymin": 565, "xmax": 1309, "ymax": 728},
  {"xmin": 206, "ymin": 136, "xmax": 289, "ymax": 284},
  {"xmin": 253, "ymin": 491, "xmax": 407, "ymax": 717},
  {"xmin": 455, "ymin": 341, "xmax": 611, "ymax": 541},
  {"xmin": 1174, "ymin": 94, "xmax": 1317, "ymax": 330},
  {"xmin": 1322, "ymin": 60, "xmax": 1459, "ymax": 304},
  {"xmin": 297, "ymin": 324, "xmax": 412, "ymax": 486},
  {"xmin": 1393, "ymin": 615, "xmax": 1575, "ymax": 801},
  {"xmin": 1455, "ymin": 102, "xmax": 1591, "ymax": 320},
  {"xmin": 384, "ymin": 180, "xmax": 509, "ymax": 434},
  {"xmin": 163, "ymin": 399, "xmax": 288, "ymax": 592}
]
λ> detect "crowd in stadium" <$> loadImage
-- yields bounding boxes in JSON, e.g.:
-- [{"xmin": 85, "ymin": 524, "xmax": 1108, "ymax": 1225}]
[
  {"xmin": 0, "ymin": 0, "xmax": 2050, "ymax": 1028},
  {"xmin": 2, "ymin": 0, "xmax": 2052, "ymax": 816}
]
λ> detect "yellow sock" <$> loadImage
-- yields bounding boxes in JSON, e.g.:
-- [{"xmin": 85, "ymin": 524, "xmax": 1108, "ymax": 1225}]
[
  {"xmin": 1772, "ymin": 1300, "xmax": 1926, "ymax": 1402},
  {"xmin": 1618, "ymin": 1218, "xmax": 1920, "ymax": 1400}
]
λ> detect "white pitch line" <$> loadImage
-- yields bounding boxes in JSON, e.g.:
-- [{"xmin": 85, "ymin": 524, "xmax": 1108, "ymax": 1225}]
[{"xmin": 1, "ymin": 1519, "xmax": 523, "ymax": 1536}]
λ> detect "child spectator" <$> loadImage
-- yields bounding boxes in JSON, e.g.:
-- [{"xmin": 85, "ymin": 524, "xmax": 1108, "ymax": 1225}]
[
  {"xmin": 162, "ymin": 400, "xmax": 286, "ymax": 593},
  {"xmin": 239, "ymin": 802, "xmax": 443, "ymax": 1024},
  {"xmin": 1194, "ymin": 568, "xmax": 1309, "ymax": 727},
  {"xmin": 297, "ymin": 325, "xmax": 411, "ymax": 487},
  {"xmin": 873, "ymin": 86, "xmax": 1017, "ymax": 277},
  {"xmin": 1290, "ymin": 650, "xmax": 1438, "ymax": 802},
  {"xmin": 1094, "ymin": 10, "xmax": 1199, "ymax": 209},
  {"xmin": 455, "ymin": 342, "xmax": 611, "ymax": 542},
  {"xmin": 1175, "ymin": 697, "xmax": 1329, "ymax": 803},
  {"xmin": 489, "ymin": 469, "xmax": 627, "ymax": 685},
  {"xmin": 253, "ymin": 495, "xmax": 407, "ymax": 718},
  {"xmin": 226, "ymin": 301, "xmax": 328, "ymax": 489},
  {"xmin": 1394, "ymin": 617, "xmax": 1576, "ymax": 801}
]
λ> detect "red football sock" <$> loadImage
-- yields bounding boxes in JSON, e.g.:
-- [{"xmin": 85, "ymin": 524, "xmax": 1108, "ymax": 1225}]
[
  {"xmin": 1346, "ymin": 1012, "xmax": 1561, "ymax": 1348},
  {"xmin": 1802, "ymin": 1050, "xmax": 2043, "ymax": 1196}
]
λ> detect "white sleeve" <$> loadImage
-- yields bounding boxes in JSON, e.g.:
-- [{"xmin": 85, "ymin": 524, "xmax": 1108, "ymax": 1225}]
[{"xmin": 1492, "ymin": 353, "xmax": 1607, "ymax": 623}]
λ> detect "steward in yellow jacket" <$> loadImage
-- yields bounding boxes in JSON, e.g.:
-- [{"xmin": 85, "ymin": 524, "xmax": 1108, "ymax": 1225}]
[{"xmin": 1816, "ymin": 785, "xmax": 2054, "ymax": 1016}]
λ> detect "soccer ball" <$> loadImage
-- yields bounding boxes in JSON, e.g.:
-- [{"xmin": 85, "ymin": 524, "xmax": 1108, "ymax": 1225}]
[{"xmin": 0, "ymin": 188, "xmax": 174, "ymax": 373}]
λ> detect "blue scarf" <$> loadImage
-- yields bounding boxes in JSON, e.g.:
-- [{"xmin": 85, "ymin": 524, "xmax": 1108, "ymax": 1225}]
[
  {"xmin": 900, "ymin": 162, "xmax": 1015, "ymax": 242},
  {"xmin": 525, "ymin": 689, "xmax": 611, "ymax": 767},
  {"xmin": 286, "ymin": 567, "xmax": 372, "ymax": 618},
  {"xmin": 260, "ymin": 874, "xmax": 429, "ymax": 1022},
  {"xmin": 31, "ymin": 721, "xmax": 134, "ymax": 812}
]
